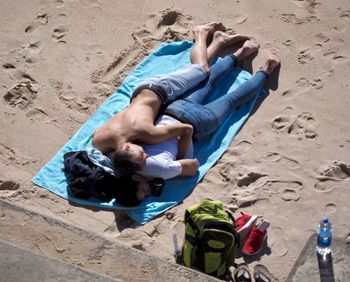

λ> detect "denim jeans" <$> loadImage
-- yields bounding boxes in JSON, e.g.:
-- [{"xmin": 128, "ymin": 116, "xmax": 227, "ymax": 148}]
[
  {"xmin": 132, "ymin": 64, "xmax": 207, "ymax": 104},
  {"xmin": 165, "ymin": 55, "xmax": 268, "ymax": 141}
]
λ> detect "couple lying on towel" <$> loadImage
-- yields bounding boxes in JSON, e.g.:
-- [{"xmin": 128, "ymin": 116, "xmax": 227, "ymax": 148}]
[{"xmin": 92, "ymin": 22, "xmax": 280, "ymax": 207}]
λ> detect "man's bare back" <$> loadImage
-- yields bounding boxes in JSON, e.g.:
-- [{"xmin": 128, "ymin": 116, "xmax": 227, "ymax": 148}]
[{"xmin": 92, "ymin": 89, "xmax": 162, "ymax": 154}]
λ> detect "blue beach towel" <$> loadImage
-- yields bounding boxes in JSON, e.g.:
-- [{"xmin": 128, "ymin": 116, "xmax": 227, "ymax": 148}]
[{"xmin": 32, "ymin": 41, "xmax": 265, "ymax": 224}]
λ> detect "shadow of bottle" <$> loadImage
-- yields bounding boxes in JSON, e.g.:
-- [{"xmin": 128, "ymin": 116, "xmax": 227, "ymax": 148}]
[{"xmin": 317, "ymin": 252, "xmax": 335, "ymax": 282}]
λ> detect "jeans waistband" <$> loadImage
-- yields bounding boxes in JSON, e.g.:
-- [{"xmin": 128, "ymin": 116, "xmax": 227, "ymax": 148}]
[
  {"xmin": 163, "ymin": 108, "xmax": 190, "ymax": 125},
  {"xmin": 132, "ymin": 83, "xmax": 167, "ymax": 104}
]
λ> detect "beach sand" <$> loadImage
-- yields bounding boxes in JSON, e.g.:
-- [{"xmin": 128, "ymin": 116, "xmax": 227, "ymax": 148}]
[{"xmin": 1, "ymin": 0, "xmax": 350, "ymax": 280}]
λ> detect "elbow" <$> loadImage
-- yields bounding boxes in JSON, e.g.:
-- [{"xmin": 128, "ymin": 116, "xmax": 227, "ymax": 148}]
[{"xmin": 180, "ymin": 159, "xmax": 199, "ymax": 177}]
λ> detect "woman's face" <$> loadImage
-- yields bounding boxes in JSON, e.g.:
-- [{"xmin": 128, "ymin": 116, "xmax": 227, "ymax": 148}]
[
  {"xmin": 132, "ymin": 174, "xmax": 152, "ymax": 201},
  {"xmin": 121, "ymin": 142, "xmax": 148, "ymax": 166}
]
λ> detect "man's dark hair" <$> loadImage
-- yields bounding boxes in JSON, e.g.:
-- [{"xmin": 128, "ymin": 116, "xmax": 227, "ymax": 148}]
[
  {"xmin": 115, "ymin": 176, "xmax": 141, "ymax": 207},
  {"xmin": 112, "ymin": 148, "xmax": 142, "ymax": 176}
]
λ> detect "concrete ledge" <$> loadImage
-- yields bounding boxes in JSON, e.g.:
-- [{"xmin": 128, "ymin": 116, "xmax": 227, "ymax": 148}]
[
  {"xmin": 0, "ymin": 240, "xmax": 120, "ymax": 282},
  {"xmin": 0, "ymin": 199, "xmax": 219, "ymax": 282},
  {"xmin": 287, "ymin": 233, "xmax": 350, "ymax": 282}
]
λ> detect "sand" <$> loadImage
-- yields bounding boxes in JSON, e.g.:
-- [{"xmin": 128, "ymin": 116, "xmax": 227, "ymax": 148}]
[{"xmin": 1, "ymin": 0, "xmax": 350, "ymax": 281}]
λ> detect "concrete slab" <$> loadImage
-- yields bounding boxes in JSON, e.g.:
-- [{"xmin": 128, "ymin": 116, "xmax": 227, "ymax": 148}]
[
  {"xmin": 0, "ymin": 199, "xmax": 219, "ymax": 282},
  {"xmin": 286, "ymin": 233, "xmax": 350, "ymax": 282},
  {"xmin": 0, "ymin": 240, "xmax": 120, "ymax": 282}
]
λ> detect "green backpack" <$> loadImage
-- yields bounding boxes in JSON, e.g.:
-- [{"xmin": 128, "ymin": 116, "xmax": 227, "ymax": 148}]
[{"xmin": 176, "ymin": 200, "xmax": 240, "ymax": 278}]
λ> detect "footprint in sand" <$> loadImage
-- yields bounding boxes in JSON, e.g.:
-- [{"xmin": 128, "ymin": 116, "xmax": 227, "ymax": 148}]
[
  {"xmin": 236, "ymin": 172, "xmax": 268, "ymax": 187},
  {"xmin": 2, "ymin": 43, "xmax": 41, "ymax": 80},
  {"xmin": 0, "ymin": 180, "xmax": 20, "ymax": 198},
  {"xmin": 227, "ymin": 14, "xmax": 247, "ymax": 24},
  {"xmin": 156, "ymin": 10, "xmax": 192, "ymax": 42},
  {"xmin": 25, "ymin": 41, "xmax": 43, "ymax": 64},
  {"xmin": 2, "ymin": 63, "xmax": 16, "ymax": 70},
  {"xmin": 331, "ymin": 23, "xmax": 346, "ymax": 33},
  {"xmin": 271, "ymin": 115, "xmax": 291, "ymax": 131},
  {"xmin": 281, "ymin": 13, "xmax": 319, "ymax": 24},
  {"xmin": 281, "ymin": 189, "xmax": 300, "ymax": 201},
  {"xmin": 325, "ymin": 203, "xmax": 336, "ymax": 214},
  {"xmin": 339, "ymin": 10, "xmax": 350, "ymax": 21},
  {"xmin": 58, "ymin": 13, "xmax": 67, "ymax": 20},
  {"xmin": 264, "ymin": 152, "xmax": 280, "ymax": 162},
  {"xmin": 318, "ymin": 161, "xmax": 350, "ymax": 180},
  {"xmin": 287, "ymin": 112, "xmax": 318, "ymax": 139},
  {"xmin": 262, "ymin": 179, "xmax": 304, "ymax": 195},
  {"xmin": 315, "ymin": 33, "xmax": 330, "ymax": 44},
  {"xmin": 54, "ymin": 0, "xmax": 64, "ymax": 8},
  {"xmin": 271, "ymin": 107, "xmax": 294, "ymax": 130},
  {"xmin": 323, "ymin": 46, "xmax": 349, "ymax": 64},
  {"xmin": 26, "ymin": 107, "xmax": 49, "ymax": 122},
  {"xmin": 0, "ymin": 143, "xmax": 38, "ymax": 167},
  {"xmin": 157, "ymin": 9, "xmax": 188, "ymax": 27},
  {"xmin": 236, "ymin": 196, "xmax": 262, "ymax": 208},
  {"xmin": 345, "ymin": 233, "xmax": 350, "ymax": 243},
  {"xmin": 269, "ymin": 226, "xmax": 289, "ymax": 257},
  {"xmin": 291, "ymin": 0, "xmax": 318, "ymax": 9},
  {"xmin": 313, "ymin": 161, "xmax": 350, "ymax": 193},
  {"xmin": 132, "ymin": 28, "xmax": 153, "ymax": 42},
  {"xmin": 24, "ymin": 11, "xmax": 49, "ymax": 33},
  {"xmin": 85, "ymin": 0, "xmax": 101, "ymax": 8},
  {"xmin": 263, "ymin": 152, "xmax": 300, "ymax": 169},
  {"xmin": 282, "ymin": 39, "xmax": 294, "ymax": 47},
  {"xmin": 281, "ymin": 88, "xmax": 308, "ymax": 100},
  {"xmin": 10, "ymin": 69, "xmax": 37, "ymax": 84},
  {"xmin": 52, "ymin": 24, "xmax": 69, "ymax": 44},
  {"xmin": 313, "ymin": 180, "xmax": 337, "ymax": 193},
  {"xmin": 4, "ymin": 82, "xmax": 38, "ymax": 110},
  {"xmin": 231, "ymin": 140, "xmax": 252, "ymax": 156},
  {"xmin": 282, "ymin": 76, "xmax": 324, "ymax": 100},
  {"xmin": 53, "ymin": 82, "xmax": 95, "ymax": 115},
  {"xmin": 296, "ymin": 77, "xmax": 324, "ymax": 89},
  {"xmin": 0, "ymin": 181, "xmax": 20, "ymax": 191},
  {"xmin": 25, "ymin": 23, "xmax": 41, "ymax": 34},
  {"xmin": 298, "ymin": 48, "xmax": 314, "ymax": 64}
]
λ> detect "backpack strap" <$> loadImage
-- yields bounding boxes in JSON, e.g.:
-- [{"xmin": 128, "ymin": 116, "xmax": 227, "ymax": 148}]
[
  {"xmin": 186, "ymin": 216, "xmax": 200, "ymax": 236},
  {"xmin": 225, "ymin": 210, "xmax": 241, "ymax": 248}
]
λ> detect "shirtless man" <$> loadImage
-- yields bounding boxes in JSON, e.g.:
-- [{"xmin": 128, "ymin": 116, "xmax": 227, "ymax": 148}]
[{"xmin": 92, "ymin": 22, "xmax": 249, "ymax": 160}]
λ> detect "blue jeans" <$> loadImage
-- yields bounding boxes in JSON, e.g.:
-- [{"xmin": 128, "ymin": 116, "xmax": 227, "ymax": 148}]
[
  {"xmin": 131, "ymin": 64, "xmax": 207, "ymax": 104},
  {"xmin": 165, "ymin": 55, "xmax": 268, "ymax": 141}
]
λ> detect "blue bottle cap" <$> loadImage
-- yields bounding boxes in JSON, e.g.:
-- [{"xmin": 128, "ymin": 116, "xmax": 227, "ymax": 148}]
[{"xmin": 323, "ymin": 218, "xmax": 329, "ymax": 224}]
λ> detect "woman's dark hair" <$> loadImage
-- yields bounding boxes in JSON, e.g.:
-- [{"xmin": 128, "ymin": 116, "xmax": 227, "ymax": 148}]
[
  {"xmin": 112, "ymin": 148, "xmax": 142, "ymax": 176},
  {"xmin": 115, "ymin": 176, "xmax": 142, "ymax": 207}
]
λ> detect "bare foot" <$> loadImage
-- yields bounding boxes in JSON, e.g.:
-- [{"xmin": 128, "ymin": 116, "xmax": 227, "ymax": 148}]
[
  {"xmin": 193, "ymin": 22, "xmax": 226, "ymax": 37},
  {"xmin": 234, "ymin": 40, "xmax": 260, "ymax": 60},
  {"xmin": 211, "ymin": 31, "xmax": 250, "ymax": 48},
  {"xmin": 263, "ymin": 54, "xmax": 281, "ymax": 75}
]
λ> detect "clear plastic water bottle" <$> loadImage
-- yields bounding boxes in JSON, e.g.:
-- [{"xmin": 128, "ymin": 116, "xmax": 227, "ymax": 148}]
[{"xmin": 316, "ymin": 217, "xmax": 332, "ymax": 260}]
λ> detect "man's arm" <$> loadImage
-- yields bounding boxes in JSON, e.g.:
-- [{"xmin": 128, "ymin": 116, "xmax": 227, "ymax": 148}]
[
  {"xmin": 140, "ymin": 123, "xmax": 193, "ymax": 146},
  {"xmin": 178, "ymin": 159, "xmax": 199, "ymax": 177},
  {"xmin": 177, "ymin": 125, "xmax": 193, "ymax": 159},
  {"xmin": 141, "ymin": 157, "xmax": 198, "ymax": 180}
]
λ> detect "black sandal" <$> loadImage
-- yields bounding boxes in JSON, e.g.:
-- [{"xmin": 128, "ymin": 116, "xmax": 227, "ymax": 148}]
[
  {"xmin": 253, "ymin": 264, "xmax": 272, "ymax": 282},
  {"xmin": 233, "ymin": 263, "xmax": 252, "ymax": 282}
]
